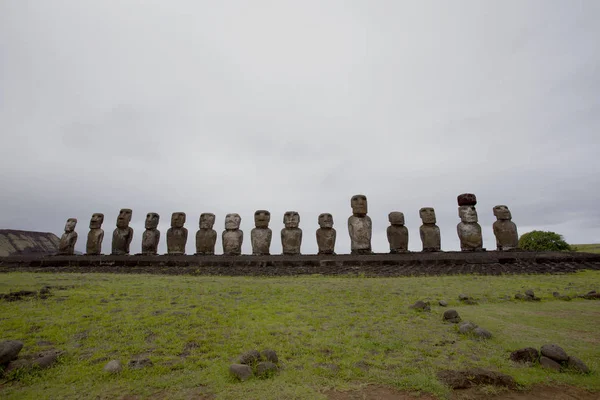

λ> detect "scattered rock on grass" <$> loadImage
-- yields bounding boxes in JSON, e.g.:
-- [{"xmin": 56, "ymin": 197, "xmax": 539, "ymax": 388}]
[
  {"xmin": 439, "ymin": 300, "xmax": 448, "ymax": 307},
  {"xmin": 0, "ymin": 340, "xmax": 24, "ymax": 365},
  {"xmin": 104, "ymin": 360, "xmax": 122, "ymax": 374},
  {"xmin": 567, "ymin": 356, "xmax": 590, "ymax": 374},
  {"xmin": 437, "ymin": 368, "xmax": 517, "ymax": 389},
  {"xmin": 230, "ymin": 364, "xmax": 253, "ymax": 381},
  {"xmin": 540, "ymin": 356, "xmax": 561, "ymax": 372},
  {"xmin": 541, "ymin": 344, "xmax": 569, "ymax": 362},
  {"xmin": 510, "ymin": 347, "xmax": 539, "ymax": 364},
  {"xmin": 4, "ymin": 349, "xmax": 63, "ymax": 374},
  {"xmin": 238, "ymin": 349, "xmax": 261, "ymax": 366},
  {"xmin": 128, "ymin": 358, "xmax": 153, "ymax": 369},
  {"xmin": 443, "ymin": 309, "xmax": 461, "ymax": 323},
  {"xmin": 255, "ymin": 361, "xmax": 278, "ymax": 378},
  {"xmin": 473, "ymin": 327, "xmax": 492, "ymax": 339},
  {"xmin": 409, "ymin": 300, "xmax": 431, "ymax": 312},
  {"xmin": 261, "ymin": 349, "xmax": 278, "ymax": 364},
  {"xmin": 458, "ymin": 321, "xmax": 477, "ymax": 334}
]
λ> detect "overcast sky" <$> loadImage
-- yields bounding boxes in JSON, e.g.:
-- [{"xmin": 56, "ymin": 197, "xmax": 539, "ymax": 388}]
[{"xmin": 1, "ymin": 1, "xmax": 599, "ymax": 255}]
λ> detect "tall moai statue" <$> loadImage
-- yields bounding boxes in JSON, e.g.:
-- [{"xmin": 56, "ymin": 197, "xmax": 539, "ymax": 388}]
[
  {"xmin": 141, "ymin": 212, "xmax": 160, "ymax": 255},
  {"xmin": 86, "ymin": 213, "xmax": 104, "ymax": 255},
  {"xmin": 493, "ymin": 205, "xmax": 518, "ymax": 250},
  {"xmin": 348, "ymin": 194, "xmax": 372, "ymax": 254},
  {"xmin": 316, "ymin": 213, "xmax": 336, "ymax": 255},
  {"xmin": 251, "ymin": 210, "xmax": 272, "ymax": 255},
  {"xmin": 457, "ymin": 194, "xmax": 483, "ymax": 251},
  {"xmin": 111, "ymin": 209, "xmax": 133, "ymax": 255},
  {"xmin": 222, "ymin": 213, "xmax": 243, "ymax": 255},
  {"xmin": 281, "ymin": 211, "xmax": 302, "ymax": 255},
  {"xmin": 419, "ymin": 207, "xmax": 441, "ymax": 252},
  {"xmin": 387, "ymin": 212, "xmax": 408, "ymax": 253},
  {"xmin": 58, "ymin": 218, "xmax": 78, "ymax": 255},
  {"xmin": 195, "ymin": 213, "xmax": 217, "ymax": 255},
  {"xmin": 167, "ymin": 212, "xmax": 188, "ymax": 255}
]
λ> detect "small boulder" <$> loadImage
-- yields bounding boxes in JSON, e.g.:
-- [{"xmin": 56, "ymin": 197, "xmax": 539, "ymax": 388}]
[
  {"xmin": 409, "ymin": 300, "xmax": 430, "ymax": 312},
  {"xmin": 458, "ymin": 321, "xmax": 477, "ymax": 334},
  {"xmin": 238, "ymin": 350, "xmax": 261, "ymax": 366},
  {"xmin": 255, "ymin": 361, "xmax": 278, "ymax": 378},
  {"xmin": 0, "ymin": 340, "xmax": 24, "ymax": 365},
  {"xmin": 458, "ymin": 294, "xmax": 470, "ymax": 301},
  {"xmin": 104, "ymin": 360, "xmax": 122, "ymax": 374},
  {"xmin": 515, "ymin": 293, "xmax": 526, "ymax": 300},
  {"xmin": 230, "ymin": 363, "xmax": 253, "ymax": 381},
  {"xmin": 439, "ymin": 300, "xmax": 448, "ymax": 307},
  {"xmin": 540, "ymin": 344, "xmax": 569, "ymax": 362},
  {"xmin": 567, "ymin": 356, "xmax": 590, "ymax": 374},
  {"xmin": 525, "ymin": 289, "xmax": 535, "ymax": 297},
  {"xmin": 33, "ymin": 350, "xmax": 61, "ymax": 368},
  {"xmin": 128, "ymin": 358, "xmax": 153, "ymax": 369},
  {"xmin": 443, "ymin": 309, "xmax": 461, "ymax": 323},
  {"xmin": 261, "ymin": 349, "xmax": 278, "ymax": 364},
  {"xmin": 540, "ymin": 356, "xmax": 561, "ymax": 372},
  {"xmin": 510, "ymin": 347, "xmax": 539, "ymax": 363},
  {"xmin": 552, "ymin": 292, "xmax": 561, "ymax": 298},
  {"xmin": 472, "ymin": 327, "xmax": 492, "ymax": 339}
]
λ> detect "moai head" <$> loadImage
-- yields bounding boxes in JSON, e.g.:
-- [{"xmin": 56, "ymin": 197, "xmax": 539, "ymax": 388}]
[
  {"xmin": 388, "ymin": 212, "xmax": 405, "ymax": 226},
  {"xmin": 199, "ymin": 213, "xmax": 216, "ymax": 229},
  {"xmin": 254, "ymin": 210, "xmax": 271, "ymax": 228},
  {"xmin": 225, "ymin": 213, "xmax": 241, "ymax": 230},
  {"xmin": 351, "ymin": 194, "xmax": 368, "ymax": 217},
  {"xmin": 64, "ymin": 218, "xmax": 77, "ymax": 232},
  {"xmin": 493, "ymin": 205, "xmax": 512, "ymax": 220},
  {"xmin": 283, "ymin": 211, "xmax": 300, "ymax": 228},
  {"xmin": 145, "ymin": 212, "xmax": 160, "ymax": 229},
  {"xmin": 116, "ymin": 209, "xmax": 132, "ymax": 229},
  {"xmin": 89, "ymin": 213, "xmax": 104, "ymax": 229},
  {"xmin": 171, "ymin": 212, "xmax": 186, "ymax": 228},
  {"xmin": 419, "ymin": 208, "xmax": 436, "ymax": 224},
  {"xmin": 318, "ymin": 213, "xmax": 334, "ymax": 229},
  {"xmin": 459, "ymin": 206, "xmax": 478, "ymax": 223}
]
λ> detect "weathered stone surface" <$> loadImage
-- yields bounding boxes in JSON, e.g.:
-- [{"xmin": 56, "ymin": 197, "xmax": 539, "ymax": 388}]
[
  {"xmin": 410, "ymin": 300, "xmax": 430, "ymax": 311},
  {"xmin": 256, "ymin": 361, "xmax": 278, "ymax": 378},
  {"xmin": 222, "ymin": 214, "xmax": 243, "ymax": 256},
  {"xmin": 458, "ymin": 321, "xmax": 477, "ymax": 334},
  {"xmin": 128, "ymin": 358, "xmax": 153, "ymax": 369},
  {"xmin": 0, "ymin": 340, "xmax": 24, "ymax": 364},
  {"xmin": 348, "ymin": 194, "xmax": 372, "ymax": 255},
  {"xmin": 195, "ymin": 213, "xmax": 217, "ymax": 255},
  {"xmin": 567, "ymin": 356, "xmax": 590, "ymax": 374},
  {"xmin": 540, "ymin": 356, "xmax": 561, "ymax": 371},
  {"xmin": 493, "ymin": 205, "xmax": 519, "ymax": 250},
  {"xmin": 473, "ymin": 327, "xmax": 492, "ymax": 339},
  {"xmin": 230, "ymin": 363, "xmax": 253, "ymax": 381},
  {"xmin": 0, "ymin": 230, "xmax": 60, "ymax": 257},
  {"xmin": 281, "ymin": 211, "xmax": 302, "ymax": 255},
  {"xmin": 419, "ymin": 208, "xmax": 441, "ymax": 252},
  {"xmin": 510, "ymin": 348, "xmax": 539, "ymax": 363},
  {"xmin": 437, "ymin": 368, "xmax": 516, "ymax": 389},
  {"xmin": 167, "ymin": 212, "xmax": 187, "ymax": 255},
  {"xmin": 439, "ymin": 300, "xmax": 448, "ymax": 307},
  {"xmin": 261, "ymin": 349, "xmax": 279, "ymax": 364},
  {"xmin": 525, "ymin": 289, "xmax": 535, "ymax": 297},
  {"xmin": 141, "ymin": 213, "xmax": 160, "ymax": 255},
  {"xmin": 540, "ymin": 344, "xmax": 569, "ymax": 362},
  {"xmin": 58, "ymin": 218, "xmax": 78, "ymax": 255},
  {"xmin": 458, "ymin": 293, "xmax": 470, "ymax": 301},
  {"xmin": 387, "ymin": 212, "xmax": 408, "ymax": 253},
  {"xmin": 443, "ymin": 309, "xmax": 461, "ymax": 323},
  {"xmin": 103, "ymin": 359, "xmax": 122, "ymax": 373},
  {"xmin": 251, "ymin": 210, "xmax": 272, "ymax": 255},
  {"xmin": 457, "ymin": 205, "xmax": 483, "ymax": 251},
  {"xmin": 316, "ymin": 213, "xmax": 336, "ymax": 255},
  {"xmin": 238, "ymin": 349, "xmax": 261, "ymax": 365},
  {"xmin": 457, "ymin": 193, "xmax": 477, "ymax": 206},
  {"xmin": 4, "ymin": 349, "xmax": 62, "ymax": 373},
  {"xmin": 86, "ymin": 213, "xmax": 104, "ymax": 255},
  {"xmin": 111, "ymin": 209, "xmax": 133, "ymax": 255}
]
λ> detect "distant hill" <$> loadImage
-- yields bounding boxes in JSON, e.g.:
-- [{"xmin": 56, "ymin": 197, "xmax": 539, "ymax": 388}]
[
  {"xmin": 572, "ymin": 244, "xmax": 600, "ymax": 254},
  {"xmin": 0, "ymin": 229, "xmax": 60, "ymax": 257}
]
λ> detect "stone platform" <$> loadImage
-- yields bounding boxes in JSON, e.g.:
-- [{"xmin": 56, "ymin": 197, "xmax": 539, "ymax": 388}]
[{"xmin": 1, "ymin": 251, "xmax": 599, "ymax": 276}]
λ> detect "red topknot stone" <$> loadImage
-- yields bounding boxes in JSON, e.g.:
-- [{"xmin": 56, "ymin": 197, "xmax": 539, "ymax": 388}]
[{"xmin": 457, "ymin": 193, "xmax": 477, "ymax": 206}]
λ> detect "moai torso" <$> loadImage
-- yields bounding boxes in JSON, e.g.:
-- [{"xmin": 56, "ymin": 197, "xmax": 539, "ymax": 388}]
[
  {"xmin": 196, "ymin": 213, "xmax": 217, "ymax": 255},
  {"xmin": 493, "ymin": 205, "xmax": 518, "ymax": 250},
  {"xmin": 316, "ymin": 213, "xmax": 336, "ymax": 255},
  {"xmin": 419, "ymin": 207, "xmax": 441, "ymax": 252},
  {"xmin": 112, "ymin": 209, "xmax": 134, "ymax": 255},
  {"xmin": 251, "ymin": 210, "xmax": 272, "ymax": 255},
  {"xmin": 58, "ymin": 218, "xmax": 78, "ymax": 255},
  {"xmin": 167, "ymin": 212, "xmax": 188, "ymax": 255},
  {"xmin": 141, "ymin": 213, "xmax": 160, "ymax": 255},
  {"xmin": 281, "ymin": 211, "xmax": 302, "ymax": 255},
  {"xmin": 457, "ymin": 194, "xmax": 483, "ymax": 251},
  {"xmin": 387, "ymin": 212, "xmax": 408, "ymax": 253},
  {"xmin": 86, "ymin": 213, "xmax": 104, "ymax": 255},
  {"xmin": 348, "ymin": 195, "xmax": 372, "ymax": 254},
  {"xmin": 222, "ymin": 213, "xmax": 243, "ymax": 255}
]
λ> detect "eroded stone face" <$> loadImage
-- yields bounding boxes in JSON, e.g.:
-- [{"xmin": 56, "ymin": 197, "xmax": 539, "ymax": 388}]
[
  {"xmin": 281, "ymin": 211, "xmax": 302, "ymax": 255},
  {"xmin": 196, "ymin": 213, "xmax": 217, "ymax": 255},
  {"xmin": 459, "ymin": 206, "xmax": 478, "ymax": 223},
  {"xmin": 283, "ymin": 211, "xmax": 300, "ymax": 229},
  {"xmin": 316, "ymin": 214, "xmax": 336, "ymax": 254},
  {"xmin": 351, "ymin": 194, "xmax": 368, "ymax": 217},
  {"xmin": 171, "ymin": 212, "xmax": 186, "ymax": 228},
  {"xmin": 89, "ymin": 213, "xmax": 104, "ymax": 229},
  {"xmin": 388, "ymin": 212, "xmax": 405, "ymax": 225},
  {"xmin": 493, "ymin": 205, "xmax": 518, "ymax": 250},
  {"xmin": 419, "ymin": 207, "xmax": 436, "ymax": 225},
  {"xmin": 318, "ymin": 213, "xmax": 333, "ymax": 229},
  {"xmin": 493, "ymin": 205, "xmax": 512, "ymax": 220},
  {"xmin": 254, "ymin": 210, "xmax": 271, "ymax": 229},
  {"xmin": 167, "ymin": 212, "xmax": 187, "ymax": 254},
  {"xmin": 199, "ymin": 213, "xmax": 216, "ymax": 229},
  {"xmin": 457, "ymin": 205, "xmax": 483, "ymax": 251},
  {"xmin": 116, "ymin": 209, "xmax": 132, "ymax": 229},
  {"xmin": 387, "ymin": 214, "xmax": 408, "ymax": 253},
  {"xmin": 112, "ymin": 209, "xmax": 134, "ymax": 255},
  {"xmin": 225, "ymin": 213, "xmax": 241, "ymax": 230},
  {"xmin": 86, "ymin": 213, "xmax": 104, "ymax": 255},
  {"xmin": 58, "ymin": 218, "xmax": 78, "ymax": 255},
  {"xmin": 64, "ymin": 218, "xmax": 77, "ymax": 233},
  {"xmin": 145, "ymin": 213, "xmax": 160, "ymax": 229}
]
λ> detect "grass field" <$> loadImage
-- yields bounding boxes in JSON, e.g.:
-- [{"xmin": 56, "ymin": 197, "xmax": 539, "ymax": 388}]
[
  {"xmin": 1, "ymin": 271, "xmax": 599, "ymax": 400},
  {"xmin": 573, "ymin": 244, "xmax": 600, "ymax": 254}
]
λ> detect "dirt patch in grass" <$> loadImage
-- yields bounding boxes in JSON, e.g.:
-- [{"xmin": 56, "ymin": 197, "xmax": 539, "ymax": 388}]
[{"xmin": 324, "ymin": 385, "xmax": 437, "ymax": 400}]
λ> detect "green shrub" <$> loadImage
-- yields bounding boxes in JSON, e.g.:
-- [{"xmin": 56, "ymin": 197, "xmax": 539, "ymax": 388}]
[{"xmin": 518, "ymin": 230, "xmax": 572, "ymax": 251}]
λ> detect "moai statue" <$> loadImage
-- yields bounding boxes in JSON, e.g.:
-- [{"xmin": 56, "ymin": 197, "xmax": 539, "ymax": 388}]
[
  {"xmin": 251, "ymin": 210, "xmax": 272, "ymax": 255},
  {"xmin": 281, "ymin": 211, "xmax": 302, "ymax": 255},
  {"xmin": 348, "ymin": 194, "xmax": 372, "ymax": 254},
  {"xmin": 141, "ymin": 212, "xmax": 160, "ymax": 255},
  {"xmin": 111, "ymin": 209, "xmax": 133, "ymax": 255},
  {"xmin": 493, "ymin": 205, "xmax": 519, "ymax": 250},
  {"xmin": 222, "ymin": 213, "xmax": 243, "ymax": 255},
  {"xmin": 419, "ymin": 207, "xmax": 441, "ymax": 252},
  {"xmin": 387, "ymin": 212, "xmax": 408, "ymax": 253},
  {"xmin": 316, "ymin": 213, "xmax": 336, "ymax": 255},
  {"xmin": 195, "ymin": 213, "xmax": 217, "ymax": 255},
  {"xmin": 58, "ymin": 218, "xmax": 78, "ymax": 255},
  {"xmin": 457, "ymin": 193, "xmax": 483, "ymax": 251},
  {"xmin": 86, "ymin": 213, "xmax": 104, "ymax": 255},
  {"xmin": 167, "ymin": 212, "xmax": 188, "ymax": 255}
]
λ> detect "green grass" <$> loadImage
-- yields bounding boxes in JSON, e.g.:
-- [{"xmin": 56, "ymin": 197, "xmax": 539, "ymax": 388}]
[
  {"xmin": 573, "ymin": 243, "xmax": 600, "ymax": 254},
  {"xmin": 0, "ymin": 271, "xmax": 599, "ymax": 400}
]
